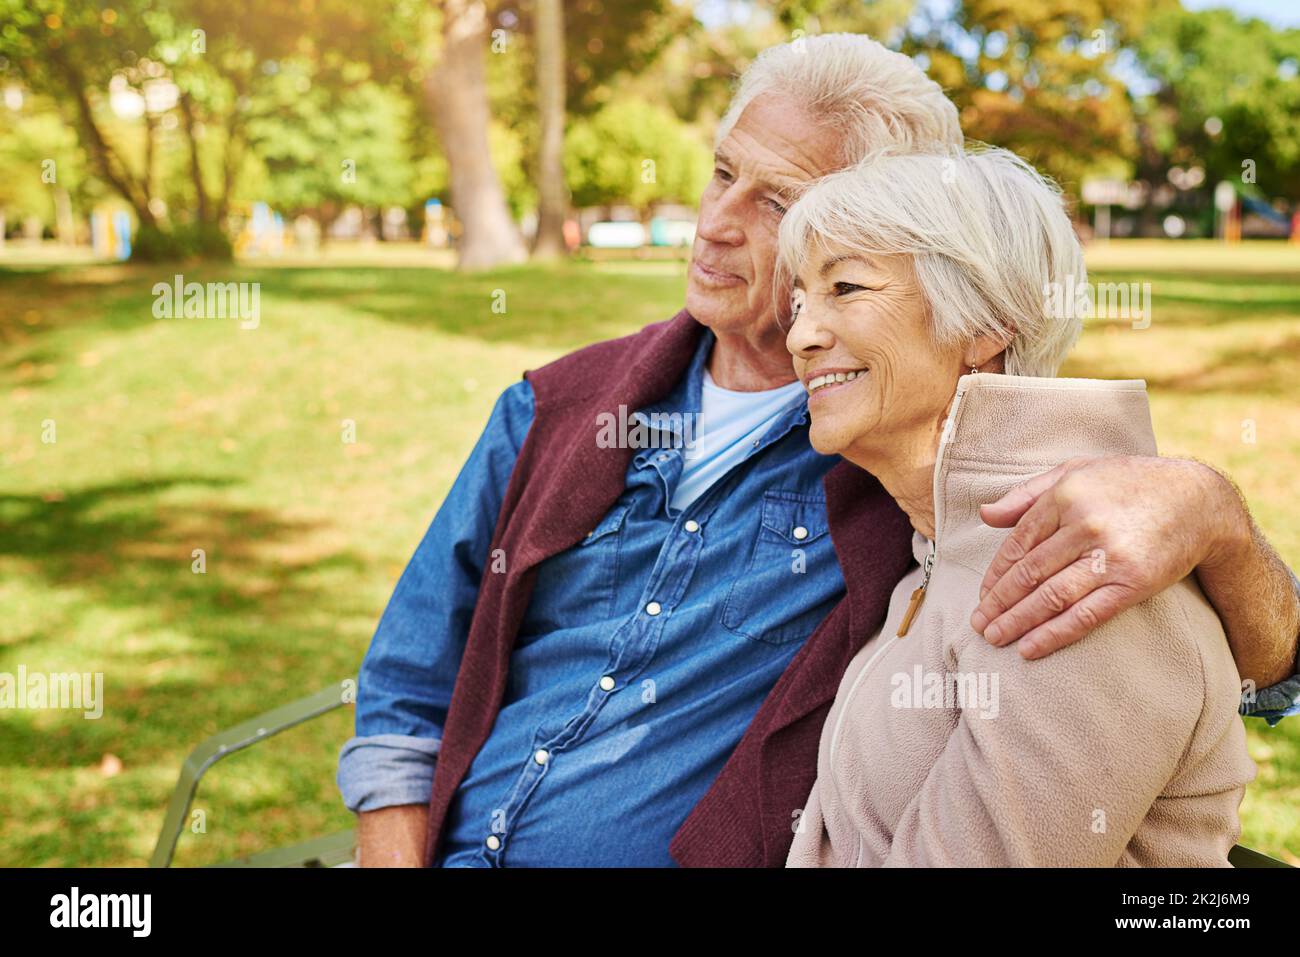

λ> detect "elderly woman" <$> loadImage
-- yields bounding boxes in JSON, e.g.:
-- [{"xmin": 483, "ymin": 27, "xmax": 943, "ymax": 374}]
[{"xmin": 780, "ymin": 146, "xmax": 1256, "ymax": 867}]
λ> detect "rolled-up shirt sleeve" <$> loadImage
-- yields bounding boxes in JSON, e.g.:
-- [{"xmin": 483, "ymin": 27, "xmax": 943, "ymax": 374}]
[
  {"xmin": 337, "ymin": 379, "xmax": 534, "ymax": 812},
  {"xmin": 337, "ymin": 734, "xmax": 442, "ymax": 812},
  {"xmin": 1238, "ymin": 568, "xmax": 1300, "ymax": 726}
]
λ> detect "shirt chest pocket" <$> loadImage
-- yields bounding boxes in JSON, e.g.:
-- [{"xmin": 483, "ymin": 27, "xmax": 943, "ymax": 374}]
[
  {"xmin": 527, "ymin": 503, "xmax": 629, "ymax": 633},
  {"xmin": 721, "ymin": 491, "xmax": 838, "ymax": 645}
]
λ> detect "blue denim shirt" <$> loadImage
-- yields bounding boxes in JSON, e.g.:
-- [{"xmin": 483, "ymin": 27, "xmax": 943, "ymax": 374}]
[
  {"xmin": 340, "ymin": 333, "xmax": 845, "ymax": 865},
  {"xmin": 339, "ymin": 335, "xmax": 1300, "ymax": 865}
]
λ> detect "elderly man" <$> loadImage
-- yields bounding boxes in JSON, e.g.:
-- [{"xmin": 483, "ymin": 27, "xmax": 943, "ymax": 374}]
[{"xmin": 338, "ymin": 34, "xmax": 1300, "ymax": 867}]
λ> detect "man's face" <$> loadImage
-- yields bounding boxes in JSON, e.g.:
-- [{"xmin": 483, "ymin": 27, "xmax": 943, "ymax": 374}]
[{"xmin": 686, "ymin": 94, "xmax": 844, "ymax": 346}]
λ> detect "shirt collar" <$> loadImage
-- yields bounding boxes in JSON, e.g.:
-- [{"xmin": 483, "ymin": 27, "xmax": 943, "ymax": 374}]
[
  {"xmin": 635, "ymin": 328, "xmax": 713, "ymax": 423},
  {"xmin": 632, "ymin": 329, "xmax": 813, "ymax": 459}
]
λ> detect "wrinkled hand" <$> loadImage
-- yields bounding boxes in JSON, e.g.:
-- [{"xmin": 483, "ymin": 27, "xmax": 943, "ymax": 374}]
[{"xmin": 970, "ymin": 456, "xmax": 1233, "ymax": 659}]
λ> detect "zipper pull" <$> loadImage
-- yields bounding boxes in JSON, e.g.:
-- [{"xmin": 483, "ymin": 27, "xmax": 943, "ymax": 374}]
[{"xmin": 897, "ymin": 543, "xmax": 936, "ymax": 638}]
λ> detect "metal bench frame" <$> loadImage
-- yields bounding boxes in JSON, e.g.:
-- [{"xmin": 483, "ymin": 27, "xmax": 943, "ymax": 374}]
[
  {"xmin": 150, "ymin": 682, "xmax": 357, "ymax": 868},
  {"xmin": 151, "ymin": 684, "xmax": 1291, "ymax": 869}
]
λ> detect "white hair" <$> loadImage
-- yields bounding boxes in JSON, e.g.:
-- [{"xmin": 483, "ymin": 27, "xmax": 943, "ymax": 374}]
[
  {"xmin": 715, "ymin": 33, "xmax": 963, "ymax": 165},
  {"xmin": 777, "ymin": 145, "xmax": 1086, "ymax": 377}
]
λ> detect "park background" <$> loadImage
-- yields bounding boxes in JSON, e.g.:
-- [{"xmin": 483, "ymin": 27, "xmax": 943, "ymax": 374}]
[{"xmin": 1, "ymin": 0, "xmax": 1299, "ymax": 866}]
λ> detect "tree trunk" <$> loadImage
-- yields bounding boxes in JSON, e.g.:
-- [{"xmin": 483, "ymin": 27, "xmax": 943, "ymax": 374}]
[
  {"xmin": 313, "ymin": 205, "xmax": 335, "ymax": 248},
  {"xmin": 47, "ymin": 48, "xmax": 156, "ymax": 228},
  {"xmin": 213, "ymin": 71, "xmax": 250, "ymax": 223},
  {"xmin": 53, "ymin": 188, "xmax": 76, "ymax": 244},
  {"xmin": 178, "ymin": 91, "xmax": 210, "ymax": 224},
  {"xmin": 531, "ymin": 0, "xmax": 568, "ymax": 260},
  {"xmin": 425, "ymin": 0, "xmax": 526, "ymax": 270},
  {"xmin": 144, "ymin": 107, "xmax": 159, "ymax": 210}
]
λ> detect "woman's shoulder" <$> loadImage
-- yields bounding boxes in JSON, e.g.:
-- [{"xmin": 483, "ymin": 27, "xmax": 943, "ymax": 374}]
[
  {"xmin": 941, "ymin": 565, "xmax": 1238, "ymax": 731},
  {"xmin": 1139, "ymin": 576, "xmax": 1244, "ymax": 711}
]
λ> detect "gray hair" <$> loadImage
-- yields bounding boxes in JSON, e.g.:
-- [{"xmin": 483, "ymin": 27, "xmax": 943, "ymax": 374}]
[
  {"xmin": 777, "ymin": 145, "xmax": 1086, "ymax": 377},
  {"xmin": 716, "ymin": 33, "xmax": 963, "ymax": 166}
]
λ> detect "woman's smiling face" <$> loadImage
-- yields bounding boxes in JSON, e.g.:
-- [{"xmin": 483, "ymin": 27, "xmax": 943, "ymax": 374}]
[{"xmin": 786, "ymin": 242, "xmax": 971, "ymax": 460}]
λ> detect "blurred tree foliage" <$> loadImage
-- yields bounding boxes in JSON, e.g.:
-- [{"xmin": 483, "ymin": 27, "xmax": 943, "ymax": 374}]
[
  {"xmin": 1135, "ymin": 4, "xmax": 1300, "ymax": 201},
  {"xmin": 495, "ymin": 0, "xmax": 693, "ymax": 116},
  {"xmin": 902, "ymin": 0, "xmax": 1169, "ymax": 193},
  {"xmin": 242, "ymin": 63, "xmax": 417, "ymax": 231},
  {"xmin": 0, "ymin": 0, "xmax": 387, "ymax": 256},
  {"xmin": 3, "ymin": 0, "xmax": 1300, "ymax": 257},
  {"xmin": 0, "ymin": 0, "xmax": 173, "ymax": 230},
  {"xmin": 564, "ymin": 95, "xmax": 712, "ymax": 212},
  {"xmin": 0, "ymin": 93, "xmax": 96, "ymax": 235}
]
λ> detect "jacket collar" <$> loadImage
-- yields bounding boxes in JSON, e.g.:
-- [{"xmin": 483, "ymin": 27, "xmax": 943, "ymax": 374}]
[{"xmin": 934, "ymin": 373, "xmax": 1157, "ymax": 543}]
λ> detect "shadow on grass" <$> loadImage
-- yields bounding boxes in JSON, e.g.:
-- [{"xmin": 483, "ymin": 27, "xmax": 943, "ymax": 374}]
[
  {"xmin": 1144, "ymin": 332, "xmax": 1300, "ymax": 398},
  {"xmin": 0, "ymin": 475, "xmax": 374, "ymax": 766},
  {"xmin": 0, "ymin": 261, "xmax": 688, "ymax": 367},
  {"xmin": 0, "ymin": 265, "xmax": 167, "ymax": 381},
  {"xmin": 245, "ymin": 262, "xmax": 685, "ymax": 350},
  {"xmin": 1066, "ymin": 327, "xmax": 1300, "ymax": 398},
  {"xmin": 0, "ymin": 473, "xmax": 379, "ymax": 865},
  {"xmin": 1087, "ymin": 269, "xmax": 1300, "ymax": 322}
]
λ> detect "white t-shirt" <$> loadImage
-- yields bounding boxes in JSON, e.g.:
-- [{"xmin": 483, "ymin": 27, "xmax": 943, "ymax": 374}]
[{"xmin": 668, "ymin": 369, "xmax": 807, "ymax": 512}]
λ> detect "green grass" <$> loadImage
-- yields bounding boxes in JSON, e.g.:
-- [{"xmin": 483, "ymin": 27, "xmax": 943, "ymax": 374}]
[{"xmin": 0, "ymin": 240, "xmax": 1297, "ymax": 866}]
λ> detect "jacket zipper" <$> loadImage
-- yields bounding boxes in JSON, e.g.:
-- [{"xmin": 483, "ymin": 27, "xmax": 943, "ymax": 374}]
[
  {"xmin": 896, "ymin": 380, "xmax": 967, "ymax": 637},
  {"xmin": 896, "ymin": 542, "xmax": 935, "ymax": 637},
  {"xmin": 826, "ymin": 379, "xmax": 970, "ymax": 761}
]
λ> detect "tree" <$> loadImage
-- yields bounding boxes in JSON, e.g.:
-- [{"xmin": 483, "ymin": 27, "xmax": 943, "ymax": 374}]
[
  {"xmin": 242, "ymin": 64, "xmax": 418, "ymax": 234},
  {"xmin": 565, "ymin": 96, "xmax": 711, "ymax": 214},
  {"xmin": 304, "ymin": 0, "xmax": 692, "ymax": 261},
  {"xmin": 0, "ymin": 0, "xmax": 401, "ymax": 258},
  {"xmin": 495, "ymin": 0, "xmax": 689, "ymax": 116},
  {"xmin": 1135, "ymin": 6, "xmax": 1300, "ymax": 202},
  {"xmin": 474, "ymin": 0, "xmax": 690, "ymax": 242},
  {"xmin": 530, "ymin": 0, "xmax": 568, "ymax": 259},
  {"xmin": 903, "ymin": 0, "xmax": 1172, "ymax": 194},
  {"xmin": 167, "ymin": 0, "xmax": 388, "ymax": 249},
  {"xmin": 425, "ymin": 0, "xmax": 527, "ymax": 269},
  {"xmin": 0, "ymin": 0, "xmax": 165, "ymax": 230},
  {"xmin": 0, "ymin": 93, "xmax": 97, "ymax": 241}
]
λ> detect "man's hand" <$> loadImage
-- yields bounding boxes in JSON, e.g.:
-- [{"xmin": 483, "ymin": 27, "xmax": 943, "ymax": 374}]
[
  {"xmin": 969, "ymin": 455, "xmax": 1300, "ymax": 686},
  {"xmin": 357, "ymin": 804, "xmax": 429, "ymax": 867}
]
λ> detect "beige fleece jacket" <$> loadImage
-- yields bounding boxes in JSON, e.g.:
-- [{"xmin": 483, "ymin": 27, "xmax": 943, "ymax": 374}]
[{"xmin": 787, "ymin": 374, "xmax": 1256, "ymax": 867}]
